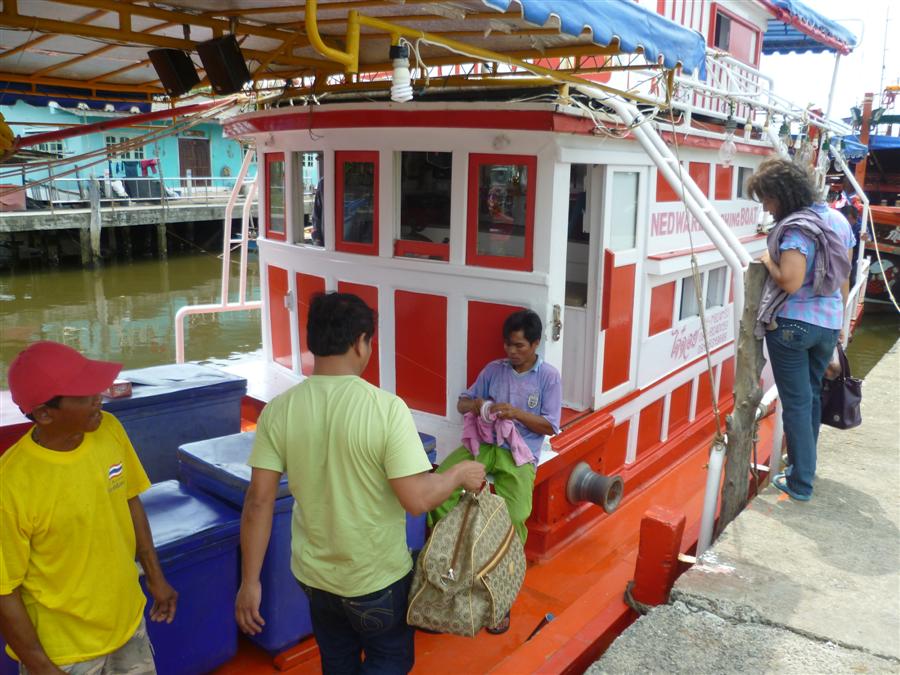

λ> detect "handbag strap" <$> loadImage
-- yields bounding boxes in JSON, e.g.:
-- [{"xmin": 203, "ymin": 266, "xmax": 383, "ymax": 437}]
[{"xmin": 835, "ymin": 342, "xmax": 852, "ymax": 380}]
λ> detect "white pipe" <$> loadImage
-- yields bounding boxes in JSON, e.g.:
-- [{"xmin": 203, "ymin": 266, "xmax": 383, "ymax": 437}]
[
  {"xmin": 175, "ymin": 302, "xmax": 262, "ymax": 364},
  {"xmin": 221, "ymin": 148, "xmax": 256, "ymax": 304},
  {"xmin": 697, "ymin": 437, "xmax": 726, "ymax": 555},
  {"xmin": 238, "ymin": 179, "xmax": 259, "ymax": 306},
  {"xmin": 769, "ymin": 399, "xmax": 785, "ymax": 476},
  {"xmin": 823, "ymin": 54, "xmax": 842, "ymax": 124},
  {"xmin": 766, "ymin": 125, "xmax": 791, "ymax": 159}
]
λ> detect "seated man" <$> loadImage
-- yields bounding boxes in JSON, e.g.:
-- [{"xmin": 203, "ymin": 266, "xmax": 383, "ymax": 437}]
[{"xmin": 429, "ymin": 309, "xmax": 562, "ymax": 633}]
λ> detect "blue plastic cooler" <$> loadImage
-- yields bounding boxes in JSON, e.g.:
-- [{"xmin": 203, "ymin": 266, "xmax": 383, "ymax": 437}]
[
  {"xmin": 139, "ymin": 481, "xmax": 241, "ymax": 675},
  {"xmin": 177, "ymin": 432, "xmax": 310, "ymax": 653},
  {"xmin": 103, "ymin": 364, "xmax": 246, "ymax": 482}
]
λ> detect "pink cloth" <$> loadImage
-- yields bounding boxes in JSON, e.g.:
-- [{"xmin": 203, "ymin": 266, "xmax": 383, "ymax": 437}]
[{"xmin": 461, "ymin": 410, "xmax": 535, "ymax": 467}]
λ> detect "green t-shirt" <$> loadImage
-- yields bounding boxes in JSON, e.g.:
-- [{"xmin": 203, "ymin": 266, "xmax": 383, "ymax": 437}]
[{"xmin": 249, "ymin": 375, "xmax": 432, "ymax": 596}]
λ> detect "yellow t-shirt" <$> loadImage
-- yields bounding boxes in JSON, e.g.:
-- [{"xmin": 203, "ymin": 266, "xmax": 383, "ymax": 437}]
[
  {"xmin": 0, "ymin": 412, "xmax": 151, "ymax": 664},
  {"xmin": 250, "ymin": 375, "xmax": 432, "ymax": 597}
]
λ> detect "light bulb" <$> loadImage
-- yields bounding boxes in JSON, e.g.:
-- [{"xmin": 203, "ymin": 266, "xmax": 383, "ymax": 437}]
[
  {"xmin": 718, "ymin": 133, "xmax": 737, "ymax": 166},
  {"xmin": 718, "ymin": 117, "xmax": 738, "ymax": 166},
  {"xmin": 389, "ymin": 44, "xmax": 413, "ymax": 103}
]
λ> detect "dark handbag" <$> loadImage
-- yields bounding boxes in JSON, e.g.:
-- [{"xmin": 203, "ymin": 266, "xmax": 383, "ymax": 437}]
[{"xmin": 820, "ymin": 342, "xmax": 862, "ymax": 429}]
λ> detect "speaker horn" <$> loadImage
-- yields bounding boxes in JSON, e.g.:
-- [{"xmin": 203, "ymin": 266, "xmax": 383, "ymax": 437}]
[{"xmin": 566, "ymin": 462, "xmax": 624, "ymax": 514}]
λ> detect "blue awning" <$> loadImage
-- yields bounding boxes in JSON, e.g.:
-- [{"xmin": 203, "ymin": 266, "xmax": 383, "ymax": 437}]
[
  {"xmin": 481, "ymin": 0, "xmax": 707, "ymax": 77},
  {"xmin": 760, "ymin": 0, "xmax": 858, "ymax": 55},
  {"xmin": 838, "ymin": 136, "xmax": 869, "ymax": 162},
  {"xmin": 846, "ymin": 134, "xmax": 900, "ymax": 154}
]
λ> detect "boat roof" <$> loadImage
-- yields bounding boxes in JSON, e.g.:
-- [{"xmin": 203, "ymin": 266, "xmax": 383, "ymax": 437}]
[
  {"xmin": 0, "ymin": 0, "xmax": 706, "ymax": 109},
  {"xmin": 759, "ymin": 0, "xmax": 858, "ymax": 55}
]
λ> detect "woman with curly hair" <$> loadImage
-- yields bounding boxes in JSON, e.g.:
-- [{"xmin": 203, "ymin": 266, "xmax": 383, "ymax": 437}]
[{"xmin": 748, "ymin": 158, "xmax": 854, "ymax": 501}]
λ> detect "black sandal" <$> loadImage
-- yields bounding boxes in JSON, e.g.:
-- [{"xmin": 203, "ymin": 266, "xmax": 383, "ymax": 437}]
[{"xmin": 486, "ymin": 611, "xmax": 510, "ymax": 635}]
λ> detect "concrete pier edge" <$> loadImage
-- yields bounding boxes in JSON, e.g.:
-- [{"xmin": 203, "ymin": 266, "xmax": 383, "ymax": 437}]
[{"xmin": 590, "ymin": 337, "xmax": 900, "ymax": 674}]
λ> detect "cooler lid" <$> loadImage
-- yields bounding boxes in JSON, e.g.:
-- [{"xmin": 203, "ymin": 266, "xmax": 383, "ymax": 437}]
[
  {"xmin": 140, "ymin": 480, "xmax": 241, "ymax": 556},
  {"xmin": 177, "ymin": 432, "xmax": 291, "ymax": 500},
  {"xmin": 103, "ymin": 364, "xmax": 246, "ymax": 412}
]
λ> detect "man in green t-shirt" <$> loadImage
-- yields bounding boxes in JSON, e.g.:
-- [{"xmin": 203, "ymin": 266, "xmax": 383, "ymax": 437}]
[{"xmin": 235, "ymin": 292, "xmax": 485, "ymax": 674}]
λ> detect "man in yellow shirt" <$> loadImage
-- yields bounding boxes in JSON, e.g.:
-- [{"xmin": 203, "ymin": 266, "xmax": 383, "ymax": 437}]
[
  {"xmin": 235, "ymin": 292, "xmax": 485, "ymax": 674},
  {"xmin": 0, "ymin": 342, "xmax": 177, "ymax": 674}
]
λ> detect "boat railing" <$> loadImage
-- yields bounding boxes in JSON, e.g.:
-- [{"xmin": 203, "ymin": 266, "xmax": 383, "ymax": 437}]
[
  {"xmin": 0, "ymin": 173, "xmax": 256, "ymax": 213},
  {"xmin": 175, "ymin": 149, "xmax": 261, "ymax": 363}
]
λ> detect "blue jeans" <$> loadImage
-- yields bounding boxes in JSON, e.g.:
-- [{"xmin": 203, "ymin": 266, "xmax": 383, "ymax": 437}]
[
  {"xmin": 765, "ymin": 318, "xmax": 839, "ymax": 498},
  {"xmin": 298, "ymin": 572, "xmax": 415, "ymax": 675}
]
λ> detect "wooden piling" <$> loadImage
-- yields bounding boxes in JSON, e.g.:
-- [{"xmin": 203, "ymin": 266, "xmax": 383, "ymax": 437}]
[{"xmin": 717, "ymin": 261, "xmax": 767, "ymax": 536}]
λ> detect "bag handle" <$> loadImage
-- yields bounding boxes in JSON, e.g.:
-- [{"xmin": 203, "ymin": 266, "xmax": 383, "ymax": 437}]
[
  {"xmin": 835, "ymin": 341, "xmax": 852, "ymax": 380},
  {"xmin": 440, "ymin": 483, "xmax": 486, "ymax": 584}
]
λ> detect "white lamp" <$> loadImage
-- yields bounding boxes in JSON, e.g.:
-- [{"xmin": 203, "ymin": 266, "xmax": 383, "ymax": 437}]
[{"xmin": 390, "ymin": 44, "xmax": 413, "ymax": 103}]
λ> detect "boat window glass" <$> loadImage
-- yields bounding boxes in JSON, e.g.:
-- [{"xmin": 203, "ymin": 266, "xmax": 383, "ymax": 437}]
[
  {"xmin": 679, "ymin": 274, "xmax": 702, "ymax": 320},
  {"xmin": 294, "ymin": 151, "xmax": 324, "ymax": 246},
  {"xmin": 706, "ymin": 267, "xmax": 727, "ymax": 309},
  {"xmin": 265, "ymin": 153, "xmax": 286, "ymax": 240},
  {"xmin": 609, "ymin": 171, "xmax": 639, "ymax": 251},
  {"xmin": 467, "ymin": 154, "xmax": 536, "ymax": 271},
  {"xmin": 335, "ymin": 151, "xmax": 379, "ymax": 255},
  {"xmin": 712, "ymin": 7, "xmax": 761, "ymax": 67},
  {"xmin": 395, "ymin": 151, "xmax": 451, "ymax": 261},
  {"xmin": 736, "ymin": 167, "xmax": 753, "ymax": 199}
]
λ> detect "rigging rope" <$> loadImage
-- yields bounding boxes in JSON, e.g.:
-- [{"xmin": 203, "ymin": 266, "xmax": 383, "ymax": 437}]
[{"xmin": 665, "ymin": 106, "xmax": 726, "ymax": 441}]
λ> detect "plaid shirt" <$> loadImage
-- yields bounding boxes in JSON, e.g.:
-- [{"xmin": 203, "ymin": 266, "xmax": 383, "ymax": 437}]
[{"xmin": 777, "ymin": 203, "xmax": 854, "ymax": 330}]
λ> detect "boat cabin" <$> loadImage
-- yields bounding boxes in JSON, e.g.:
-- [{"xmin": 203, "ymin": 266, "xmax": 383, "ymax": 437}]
[{"xmin": 224, "ymin": 97, "xmax": 768, "ymax": 558}]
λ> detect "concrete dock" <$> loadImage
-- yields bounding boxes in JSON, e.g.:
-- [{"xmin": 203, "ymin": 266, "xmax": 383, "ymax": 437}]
[{"xmin": 590, "ymin": 338, "xmax": 900, "ymax": 674}]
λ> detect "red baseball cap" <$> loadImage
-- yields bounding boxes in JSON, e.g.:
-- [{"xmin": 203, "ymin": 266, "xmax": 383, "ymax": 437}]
[{"xmin": 8, "ymin": 341, "xmax": 122, "ymax": 414}]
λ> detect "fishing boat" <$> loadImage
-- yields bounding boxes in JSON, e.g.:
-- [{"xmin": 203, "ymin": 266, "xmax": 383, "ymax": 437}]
[
  {"xmin": 0, "ymin": 1, "xmax": 870, "ymax": 673},
  {"xmin": 850, "ymin": 88, "xmax": 900, "ymax": 311}
]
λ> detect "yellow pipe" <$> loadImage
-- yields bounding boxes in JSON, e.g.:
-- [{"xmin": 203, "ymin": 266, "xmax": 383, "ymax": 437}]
[
  {"xmin": 353, "ymin": 12, "xmax": 669, "ymax": 107},
  {"xmin": 305, "ymin": 0, "xmax": 355, "ymax": 72}
]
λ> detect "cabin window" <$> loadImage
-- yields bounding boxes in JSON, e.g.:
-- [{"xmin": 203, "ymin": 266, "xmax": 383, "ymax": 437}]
[
  {"xmin": 293, "ymin": 151, "xmax": 324, "ymax": 246},
  {"xmin": 35, "ymin": 140, "xmax": 66, "ymax": 156},
  {"xmin": 736, "ymin": 166, "xmax": 753, "ymax": 199},
  {"xmin": 706, "ymin": 267, "xmax": 727, "ymax": 309},
  {"xmin": 395, "ymin": 151, "xmax": 451, "ymax": 261},
  {"xmin": 265, "ymin": 152, "xmax": 286, "ymax": 241},
  {"xmin": 609, "ymin": 171, "xmax": 639, "ymax": 251},
  {"xmin": 679, "ymin": 273, "xmax": 701, "ymax": 320},
  {"xmin": 710, "ymin": 5, "xmax": 760, "ymax": 66},
  {"xmin": 335, "ymin": 151, "xmax": 379, "ymax": 255},
  {"xmin": 466, "ymin": 153, "xmax": 536, "ymax": 271}
]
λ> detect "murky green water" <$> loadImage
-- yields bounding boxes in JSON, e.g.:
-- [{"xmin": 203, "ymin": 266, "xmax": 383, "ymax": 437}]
[
  {"xmin": 0, "ymin": 253, "xmax": 262, "ymax": 388},
  {"xmin": 0, "ymin": 254, "xmax": 897, "ymax": 390}
]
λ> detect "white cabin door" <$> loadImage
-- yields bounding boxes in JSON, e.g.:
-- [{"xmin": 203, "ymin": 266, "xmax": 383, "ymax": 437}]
[{"xmin": 593, "ymin": 165, "xmax": 648, "ymax": 409}]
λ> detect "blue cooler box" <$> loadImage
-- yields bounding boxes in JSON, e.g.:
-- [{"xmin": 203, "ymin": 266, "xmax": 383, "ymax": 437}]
[
  {"xmin": 103, "ymin": 364, "xmax": 246, "ymax": 482},
  {"xmin": 406, "ymin": 432, "xmax": 436, "ymax": 551},
  {"xmin": 140, "ymin": 481, "xmax": 241, "ymax": 675},
  {"xmin": 177, "ymin": 432, "xmax": 311, "ymax": 654},
  {"xmin": 0, "ymin": 641, "xmax": 15, "ymax": 675}
]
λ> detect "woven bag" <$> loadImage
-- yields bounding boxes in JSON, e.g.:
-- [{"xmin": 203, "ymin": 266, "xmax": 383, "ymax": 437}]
[{"xmin": 407, "ymin": 489, "xmax": 526, "ymax": 637}]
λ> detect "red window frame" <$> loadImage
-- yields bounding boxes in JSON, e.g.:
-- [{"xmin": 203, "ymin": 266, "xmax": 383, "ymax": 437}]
[
  {"xmin": 466, "ymin": 153, "xmax": 536, "ymax": 272},
  {"xmin": 335, "ymin": 150, "xmax": 379, "ymax": 256},
  {"xmin": 708, "ymin": 3, "xmax": 762, "ymax": 67},
  {"xmin": 264, "ymin": 152, "xmax": 286, "ymax": 242}
]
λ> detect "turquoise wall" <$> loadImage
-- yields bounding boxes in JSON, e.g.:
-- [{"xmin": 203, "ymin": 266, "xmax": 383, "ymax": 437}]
[{"xmin": 2, "ymin": 100, "xmax": 256, "ymax": 190}]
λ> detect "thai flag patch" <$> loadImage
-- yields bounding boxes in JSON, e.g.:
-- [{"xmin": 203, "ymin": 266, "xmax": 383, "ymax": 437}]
[{"xmin": 108, "ymin": 463, "xmax": 124, "ymax": 480}]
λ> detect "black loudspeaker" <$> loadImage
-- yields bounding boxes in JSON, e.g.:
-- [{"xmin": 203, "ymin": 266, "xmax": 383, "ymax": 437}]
[
  {"xmin": 196, "ymin": 35, "xmax": 251, "ymax": 95},
  {"xmin": 148, "ymin": 48, "xmax": 200, "ymax": 98}
]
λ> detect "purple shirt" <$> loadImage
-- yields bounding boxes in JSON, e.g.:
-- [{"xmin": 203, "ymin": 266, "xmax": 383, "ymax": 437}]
[
  {"xmin": 777, "ymin": 203, "xmax": 854, "ymax": 330},
  {"xmin": 461, "ymin": 356, "xmax": 562, "ymax": 462}
]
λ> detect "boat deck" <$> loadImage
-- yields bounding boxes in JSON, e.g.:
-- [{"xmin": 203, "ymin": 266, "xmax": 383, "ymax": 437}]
[{"xmin": 214, "ymin": 414, "xmax": 777, "ymax": 674}]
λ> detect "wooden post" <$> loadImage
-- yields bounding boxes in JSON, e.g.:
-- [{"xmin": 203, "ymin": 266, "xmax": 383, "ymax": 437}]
[
  {"xmin": 854, "ymin": 93, "xmax": 873, "ymax": 188},
  {"xmin": 717, "ymin": 261, "xmax": 767, "ymax": 537}
]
